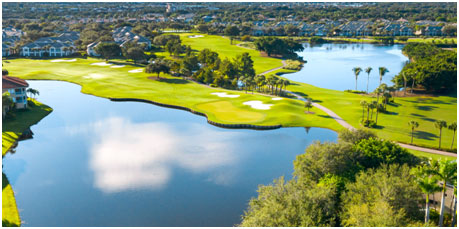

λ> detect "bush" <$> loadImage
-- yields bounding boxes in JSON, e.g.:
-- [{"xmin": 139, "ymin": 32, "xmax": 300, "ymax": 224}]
[
  {"xmin": 338, "ymin": 128, "xmax": 376, "ymax": 144},
  {"xmin": 360, "ymin": 119, "xmax": 376, "ymax": 128},
  {"xmin": 344, "ymin": 90, "xmax": 366, "ymax": 94},
  {"xmin": 241, "ymin": 35, "xmax": 252, "ymax": 42},
  {"xmin": 283, "ymin": 59, "xmax": 304, "ymax": 70}
]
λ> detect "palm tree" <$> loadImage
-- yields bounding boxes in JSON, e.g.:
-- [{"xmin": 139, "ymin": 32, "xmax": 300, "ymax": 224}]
[
  {"xmin": 282, "ymin": 80, "xmax": 290, "ymax": 94},
  {"xmin": 408, "ymin": 120, "xmax": 419, "ymax": 144},
  {"xmin": 434, "ymin": 120, "xmax": 447, "ymax": 149},
  {"xmin": 382, "ymin": 91, "xmax": 391, "ymax": 109},
  {"xmin": 402, "ymin": 72, "xmax": 408, "ymax": 96},
  {"xmin": 364, "ymin": 67, "xmax": 372, "ymax": 93},
  {"xmin": 305, "ymin": 99, "xmax": 313, "ymax": 113},
  {"xmin": 276, "ymin": 78, "xmax": 284, "ymax": 95},
  {"xmin": 378, "ymin": 67, "xmax": 389, "ymax": 87},
  {"xmin": 360, "ymin": 100, "xmax": 368, "ymax": 120},
  {"xmin": 428, "ymin": 159, "xmax": 457, "ymax": 226},
  {"xmin": 352, "ymin": 67, "xmax": 362, "ymax": 91},
  {"xmin": 448, "ymin": 122, "xmax": 457, "ymax": 150},
  {"xmin": 411, "ymin": 165, "xmax": 442, "ymax": 224}
]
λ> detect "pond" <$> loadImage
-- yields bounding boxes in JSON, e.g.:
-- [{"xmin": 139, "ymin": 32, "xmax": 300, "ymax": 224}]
[
  {"xmin": 2, "ymin": 81, "xmax": 338, "ymax": 227},
  {"xmin": 284, "ymin": 43, "xmax": 408, "ymax": 92}
]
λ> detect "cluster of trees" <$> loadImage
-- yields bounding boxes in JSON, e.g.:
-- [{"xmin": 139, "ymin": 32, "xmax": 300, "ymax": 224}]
[
  {"xmin": 94, "ymin": 41, "xmax": 150, "ymax": 64},
  {"xmin": 392, "ymin": 43, "xmax": 457, "ymax": 94},
  {"xmin": 254, "ymin": 37, "xmax": 304, "ymax": 58},
  {"xmin": 240, "ymin": 128, "xmax": 457, "ymax": 227}
]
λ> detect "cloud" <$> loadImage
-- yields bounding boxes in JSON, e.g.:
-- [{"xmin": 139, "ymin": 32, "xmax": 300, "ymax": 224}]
[{"xmin": 68, "ymin": 117, "xmax": 240, "ymax": 193}]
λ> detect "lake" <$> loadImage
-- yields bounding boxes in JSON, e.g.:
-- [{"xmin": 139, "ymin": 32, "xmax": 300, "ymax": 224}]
[
  {"xmin": 2, "ymin": 81, "xmax": 337, "ymax": 227},
  {"xmin": 284, "ymin": 43, "xmax": 408, "ymax": 92}
]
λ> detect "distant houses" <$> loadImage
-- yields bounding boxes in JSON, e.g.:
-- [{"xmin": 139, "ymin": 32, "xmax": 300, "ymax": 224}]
[
  {"xmin": 2, "ymin": 27, "xmax": 23, "ymax": 57},
  {"xmin": 20, "ymin": 31, "xmax": 79, "ymax": 57},
  {"xmin": 87, "ymin": 26, "xmax": 151, "ymax": 57},
  {"xmin": 2, "ymin": 75, "xmax": 29, "ymax": 116}
]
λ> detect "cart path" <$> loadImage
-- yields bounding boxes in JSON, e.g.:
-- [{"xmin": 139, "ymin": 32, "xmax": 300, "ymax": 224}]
[{"xmin": 283, "ymin": 89, "xmax": 456, "ymax": 158}]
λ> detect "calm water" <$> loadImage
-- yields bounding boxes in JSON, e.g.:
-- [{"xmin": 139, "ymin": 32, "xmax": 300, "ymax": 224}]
[
  {"xmin": 285, "ymin": 43, "xmax": 408, "ymax": 92},
  {"xmin": 2, "ymin": 81, "xmax": 337, "ymax": 227}
]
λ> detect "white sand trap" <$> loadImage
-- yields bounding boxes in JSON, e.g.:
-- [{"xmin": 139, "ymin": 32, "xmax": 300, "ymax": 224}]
[
  {"xmin": 128, "ymin": 69, "xmax": 144, "ymax": 73},
  {"xmin": 83, "ymin": 73, "xmax": 107, "ymax": 79},
  {"xmin": 243, "ymin": 101, "xmax": 273, "ymax": 110},
  {"xmin": 211, "ymin": 92, "xmax": 240, "ymax": 98},
  {"xmin": 110, "ymin": 65, "xmax": 125, "ymax": 68},
  {"xmin": 91, "ymin": 62, "xmax": 112, "ymax": 66},
  {"xmin": 188, "ymin": 35, "xmax": 204, "ymax": 38},
  {"xmin": 51, "ymin": 59, "xmax": 77, "ymax": 62},
  {"xmin": 272, "ymin": 97, "xmax": 283, "ymax": 101}
]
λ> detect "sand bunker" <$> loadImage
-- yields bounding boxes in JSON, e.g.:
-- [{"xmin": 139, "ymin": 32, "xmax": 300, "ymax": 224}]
[
  {"xmin": 110, "ymin": 65, "xmax": 125, "ymax": 68},
  {"xmin": 272, "ymin": 98, "xmax": 283, "ymax": 101},
  {"xmin": 91, "ymin": 62, "xmax": 112, "ymax": 66},
  {"xmin": 128, "ymin": 69, "xmax": 144, "ymax": 73},
  {"xmin": 51, "ymin": 59, "xmax": 77, "ymax": 62},
  {"xmin": 211, "ymin": 92, "xmax": 240, "ymax": 98},
  {"xmin": 188, "ymin": 35, "xmax": 204, "ymax": 38},
  {"xmin": 243, "ymin": 101, "xmax": 273, "ymax": 110},
  {"xmin": 83, "ymin": 73, "xmax": 106, "ymax": 79}
]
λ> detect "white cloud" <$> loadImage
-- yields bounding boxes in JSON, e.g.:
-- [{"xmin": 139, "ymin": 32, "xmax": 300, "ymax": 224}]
[{"xmin": 67, "ymin": 117, "xmax": 240, "ymax": 193}]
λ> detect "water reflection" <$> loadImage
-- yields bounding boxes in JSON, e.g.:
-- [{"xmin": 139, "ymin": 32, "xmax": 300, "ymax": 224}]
[{"xmin": 67, "ymin": 117, "xmax": 239, "ymax": 192}]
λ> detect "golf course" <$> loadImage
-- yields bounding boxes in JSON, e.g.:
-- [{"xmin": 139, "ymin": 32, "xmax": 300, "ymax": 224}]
[{"xmin": 2, "ymin": 33, "xmax": 457, "ymax": 153}]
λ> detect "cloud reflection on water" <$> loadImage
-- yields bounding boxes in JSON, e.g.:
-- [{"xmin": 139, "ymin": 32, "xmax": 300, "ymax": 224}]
[{"xmin": 67, "ymin": 117, "xmax": 239, "ymax": 193}]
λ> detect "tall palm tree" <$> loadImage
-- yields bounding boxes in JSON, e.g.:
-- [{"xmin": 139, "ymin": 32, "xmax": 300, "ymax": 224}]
[
  {"xmin": 365, "ymin": 67, "xmax": 372, "ymax": 93},
  {"xmin": 360, "ymin": 100, "xmax": 368, "ymax": 120},
  {"xmin": 352, "ymin": 67, "xmax": 362, "ymax": 91},
  {"xmin": 434, "ymin": 120, "xmax": 447, "ymax": 149},
  {"xmin": 448, "ymin": 122, "xmax": 457, "ymax": 150},
  {"xmin": 402, "ymin": 72, "xmax": 408, "ymax": 96},
  {"xmin": 378, "ymin": 67, "xmax": 389, "ymax": 87},
  {"xmin": 282, "ymin": 80, "xmax": 290, "ymax": 93},
  {"xmin": 428, "ymin": 159, "xmax": 457, "ymax": 226},
  {"xmin": 411, "ymin": 165, "xmax": 442, "ymax": 224},
  {"xmin": 408, "ymin": 120, "xmax": 419, "ymax": 144}
]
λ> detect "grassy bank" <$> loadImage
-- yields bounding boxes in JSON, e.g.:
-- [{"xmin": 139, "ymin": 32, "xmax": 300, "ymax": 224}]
[
  {"xmin": 2, "ymin": 99, "xmax": 53, "ymax": 156},
  {"xmin": 272, "ymin": 69, "xmax": 457, "ymax": 151},
  {"xmin": 2, "ymin": 173, "xmax": 20, "ymax": 227},
  {"xmin": 3, "ymin": 58, "xmax": 341, "ymax": 131}
]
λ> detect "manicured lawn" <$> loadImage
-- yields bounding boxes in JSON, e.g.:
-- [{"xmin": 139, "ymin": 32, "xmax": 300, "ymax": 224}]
[
  {"xmin": 2, "ymin": 173, "xmax": 20, "ymax": 227},
  {"xmin": 2, "ymin": 99, "xmax": 53, "ymax": 156},
  {"xmin": 179, "ymin": 33, "xmax": 283, "ymax": 74},
  {"xmin": 3, "ymin": 58, "xmax": 341, "ymax": 131},
  {"xmin": 407, "ymin": 149, "xmax": 456, "ymax": 161},
  {"xmin": 273, "ymin": 69, "xmax": 457, "ymax": 151}
]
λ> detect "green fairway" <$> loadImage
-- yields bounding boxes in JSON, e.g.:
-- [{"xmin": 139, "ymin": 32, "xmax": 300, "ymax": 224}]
[
  {"xmin": 179, "ymin": 33, "xmax": 283, "ymax": 74},
  {"xmin": 2, "ymin": 99, "xmax": 53, "ymax": 156},
  {"xmin": 272, "ymin": 69, "xmax": 457, "ymax": 151},
  {"xmin": 3, "ymin": 58, "xmax": 340, "ymax": 131}
]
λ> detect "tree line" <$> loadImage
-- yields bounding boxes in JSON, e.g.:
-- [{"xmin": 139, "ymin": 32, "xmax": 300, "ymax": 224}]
[{"xmin": 392, "ymin": 43, "xmax": 457, "ymax": 94}]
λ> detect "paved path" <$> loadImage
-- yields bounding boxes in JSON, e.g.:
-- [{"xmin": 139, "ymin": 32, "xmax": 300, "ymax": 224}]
[{"xmin": 284, "ymin": 89, "xmax": 456, "ymax": 157}]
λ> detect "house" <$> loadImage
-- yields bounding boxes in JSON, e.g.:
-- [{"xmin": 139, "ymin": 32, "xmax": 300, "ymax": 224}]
[
  {"xmin": 86, "ymin": 41, "xmax": 102, "ymax": 56},
  {"xmin": 2, "ymin": 28, "xmax": 22, "ymax": 57},
  {"xmin": 21, "ymin": 32, "xmax": 79, "ymax": 57},
  {"xmin": 2, "ymin": 75, "xmax": 29, "ymax": 114},
  {"xmin": 112, "ymin": 26, "xmax": 151, "ymax": 50}
]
